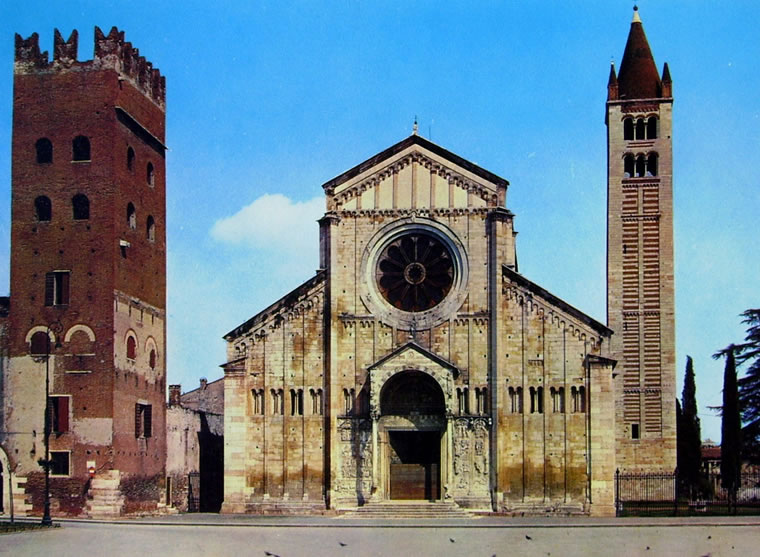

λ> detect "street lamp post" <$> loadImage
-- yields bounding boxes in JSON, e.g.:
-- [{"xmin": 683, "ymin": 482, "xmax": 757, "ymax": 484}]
[
  {"xmin": 41, "ymin": 327, "xmax": 52, "ymax": 527},
  {"xmin": 39, "ymin": 321, "xmax": 62, "ymax": 526}
]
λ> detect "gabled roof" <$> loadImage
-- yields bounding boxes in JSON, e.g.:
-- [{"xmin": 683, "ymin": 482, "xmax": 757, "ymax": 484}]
[
  {"xmin": 617, "ymin": 7, "xmax": 662, "ymax": 100},
  {"xmin": 368, "ymin": 340, "xmax": 460, "ymax": 378},
  {"xmin": 502, "ymin": 265, "xmax": 613, "ymax": 337},
  {"xmin": 321, "ymin": 134, "xmax": 509, "ymax": 192},
  {"xmin": 224, "ymin": 270, "xmax": 325, "ymax": 340}
]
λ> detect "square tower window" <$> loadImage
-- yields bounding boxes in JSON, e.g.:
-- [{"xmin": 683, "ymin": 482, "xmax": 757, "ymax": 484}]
[
  {"xmin": 135, "ymin": 403, "xmax": 152, "ymax": 438},
  {"xmin": 72, "ymin": 194, "xmax": 89, "ymax": 220},
  {"xmin": 44, "ymin": 271, "xmax": 70, "ymax": 306},
  {"xmin": 48, "ymin": 396, "xmax": 70, "ymax": 434},
  {"xmin": 49, "ymin": 451, "xmax": 70, "ymax": 476},
  {"xmin": 35, "ymin": 196, "xmax": 52, "ymax": 222},
  {"xmin": 36, "ymin": 138, "xmax": 53, "ymax": 163},
  {"xmin": 72, "ymin": 136, "xmax": 90, "ymax": 161}
]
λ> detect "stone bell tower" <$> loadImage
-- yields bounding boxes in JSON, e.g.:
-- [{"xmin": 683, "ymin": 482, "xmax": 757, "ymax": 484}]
[{"xmin": 606, "ymin": 7, "xmax": 676, "ymax": 471}]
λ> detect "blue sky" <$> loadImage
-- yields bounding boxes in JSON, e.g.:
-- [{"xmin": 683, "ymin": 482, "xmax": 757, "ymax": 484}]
[{"xmin": 1, "ymin": 1, "xmax": 758, "ymax": 443}]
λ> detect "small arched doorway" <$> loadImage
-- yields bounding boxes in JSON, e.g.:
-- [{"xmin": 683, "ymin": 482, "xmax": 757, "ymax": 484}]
[{"xmin": 379, "ymin": 371, "xmax": 446, "ymax": 500}]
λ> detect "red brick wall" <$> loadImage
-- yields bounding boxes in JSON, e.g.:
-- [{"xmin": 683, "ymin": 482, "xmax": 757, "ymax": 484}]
[{"xmin": 8, "ymin": 29, "xmax": 167, "ymax": 506}]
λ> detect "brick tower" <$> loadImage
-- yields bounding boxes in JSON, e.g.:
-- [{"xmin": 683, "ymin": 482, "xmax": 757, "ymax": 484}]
[
  {"xmin": 606, "ymin": 8, "xmax": 676, "ymax": 471},
  {"xmin": 3, "ymin": 27, "xmax": 167, "ymax": 515}
]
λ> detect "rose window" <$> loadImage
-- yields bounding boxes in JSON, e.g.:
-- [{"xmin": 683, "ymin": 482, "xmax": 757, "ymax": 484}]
[{"xmin": 375, "ymin": 232, "xmax": 454, "ymax": 312}]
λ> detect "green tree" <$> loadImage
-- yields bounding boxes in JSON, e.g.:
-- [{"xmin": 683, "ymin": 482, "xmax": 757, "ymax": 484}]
[
  {"xmin": 735, "ymin": 309, "xmax": 760, "ymax": 458},
  {"xmin": 716, "ymin": 347, "xmax": 741, "ymax": 507},
  {"xmin": 677, "ymin": 356, "xmax": 702, "ymax": 494}
]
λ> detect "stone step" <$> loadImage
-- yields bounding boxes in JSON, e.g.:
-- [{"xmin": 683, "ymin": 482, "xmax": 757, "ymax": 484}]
[
  {"xmin": 91, "ymin": 480, "xmax": 121, "ymax": 489},
  {"xmin": 341, "ymin": 501, "xmax": 473, "ymax": 519}
]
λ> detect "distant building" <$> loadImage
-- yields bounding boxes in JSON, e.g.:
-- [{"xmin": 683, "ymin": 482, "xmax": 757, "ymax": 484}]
[
  {"xmin": 0, "ymin": 27, "xmax": 167, "ymax": 517},
  {"xmin": 166, "ymin": 379, "xmax": 224, "ymax": 512},
  {"xmin": 701, "ymin": 440, "xmax": 721, "ymax": 476}
]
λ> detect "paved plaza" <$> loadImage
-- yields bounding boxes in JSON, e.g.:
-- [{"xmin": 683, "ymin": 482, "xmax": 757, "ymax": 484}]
[{"xmin": 2, "ymin": 515, "xmax": 759, "ymax": 557}]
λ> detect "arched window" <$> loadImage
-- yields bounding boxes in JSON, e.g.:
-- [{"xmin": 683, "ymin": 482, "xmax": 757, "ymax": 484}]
[
  {"xmin": 36, "ymin": 138, "xmax": 53, "ymax": 163},
  {"xmin": 509, "ymin": 386, "xmax": 523, "ymax": 414},
  {"xmin": 647, "ymin": 116, "xmax": 658, "ymax": 139},
  {"xmin": 256, "ymin": 389, "xmax": 265, "ymax": 415},
  {"xmin": 635, "ymin": 118, "xmax": 645, "ymax": 140},
  {"xmin": 271, "ymin": 389, "xmax": 284, "ymax": 415},
  {"xmin": 530, "ymin": 386, "xmax": 544, "ymax": 414},
  {"xmin": 146, "ymin": 162, "xmax": 154, "ymax": 186},
  {"xmin": 149, "ymin": 349, "xmax": 157, "ymax": 370},
  {"xmin": 623, "ymin": 118, "xmax": 634, "ymax": 141},
  {"xmin": 72, "ymin": 194, "xmax": 89, "ymax": 220},
  {"xmin": 127, "ymin": 146, "xmax": 135, "ymax": 171},
  {"xmin": 35, "ymin": 196, "xmax": 52, "ymax": 221},
  {"xmin": 30, "ymin": 331, "xmax": 50, "ymax": 356},
  {"xmin": 647, "ymin": 152, "xmax": 658, "ymax": 176},
  {"xmin": 475, "ymin": 387, "xmax": 488, "ymax": 414},
  {"xmin": 72, "ymin": 136, "xmax": 90, "ymax": 161},
  {"xmin": 270, "ymin": 389, "xmax": 277, "ymax": 414},
  {"xmin": 146, "ymin": 215, "xmax": 155, "ymax": 242},
  {"xmin": 310, "ymin": 389, "xmax": 317, "ymax": 414},
  {"xmin": 251, "ymin": 389, "xmax": 264, "ymax": 415},
  {"xmin": 635, "ymin": 154, "xmax": 646, "ymax": 177},
  {"xmin": 623, "ymin": 154, "xmax": 635, "ymax": 178},
  {"xmin": 126, "ymin": 335, "xmax": 136, "ymax": 360},
  {"xmin": 127, "ymin": 203, "xmax": 136, "ymax": 229},
  {"xmin": 552, "ymin": 387, "xmax": 565, "ymax": 413},
  {"xmin": 578, "ymin": 386, "xmax": 586, "ymax": 413}
]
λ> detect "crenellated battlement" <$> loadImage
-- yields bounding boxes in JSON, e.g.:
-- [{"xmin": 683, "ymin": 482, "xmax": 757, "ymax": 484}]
[{"xmin": 14, "ymin": 26, "xmax": 165, "ymax": 109}]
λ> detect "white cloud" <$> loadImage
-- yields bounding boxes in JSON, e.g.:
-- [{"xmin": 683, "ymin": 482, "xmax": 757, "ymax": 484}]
[{"xmin": 211, "ymin": 193, "xmax": 324, "ymax": 255}]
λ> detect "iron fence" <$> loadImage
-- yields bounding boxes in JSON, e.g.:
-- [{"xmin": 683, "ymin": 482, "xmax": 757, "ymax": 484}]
[{"xmin": 615, "ymin": 469, "xmax": 760, "ymax": 516}]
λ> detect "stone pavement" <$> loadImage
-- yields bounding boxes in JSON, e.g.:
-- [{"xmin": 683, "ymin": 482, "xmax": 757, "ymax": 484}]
[{"xmin": 2, "ymin": 514, "xmax": 759, "ymax": 556}]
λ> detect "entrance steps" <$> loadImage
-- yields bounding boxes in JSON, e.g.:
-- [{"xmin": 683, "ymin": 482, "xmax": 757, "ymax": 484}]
[
  {"xmin": 340, "ymin": 500, "xmax": 474, "ymax": 519},
  {"xmin": 86, "ymin": 470, "xmax": 124, "ymax": 519}
]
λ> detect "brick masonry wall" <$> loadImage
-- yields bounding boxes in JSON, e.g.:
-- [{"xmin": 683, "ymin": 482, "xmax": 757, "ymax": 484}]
[
  {"xmin": 607, "ymin": 97, "xmax": 676, "ymax": 472},
  {"xmin": 5, "ymin": 29, "xmax": 167, "ymax": 514}
]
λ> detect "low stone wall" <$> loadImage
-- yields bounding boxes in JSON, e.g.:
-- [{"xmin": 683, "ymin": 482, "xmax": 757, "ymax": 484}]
[
  {"xmin": 120, "ymin": 473, "xmax": 163, "ymax": 514},
  {"xmin": 24, "ymin": 472, "xmax": 89, "ymax": 517}
]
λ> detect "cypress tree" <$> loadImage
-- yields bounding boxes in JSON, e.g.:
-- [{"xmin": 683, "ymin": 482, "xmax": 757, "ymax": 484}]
[
  {"xmin": 720, "ymin": 347, "xmax": 741, "ymax": 504},
  {"xmin": 679, "ymin": 356, "xmax": 702, "ymax": 493}
]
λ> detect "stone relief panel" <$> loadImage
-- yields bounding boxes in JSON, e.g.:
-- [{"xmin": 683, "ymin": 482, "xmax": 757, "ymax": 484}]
[
  {"xmin": 451, "ymin": 417, "xmax": 490, "ymax": 496},
  {"xmin": 336, "ymin": 418, "xmax": 373, "ymax": 497}
]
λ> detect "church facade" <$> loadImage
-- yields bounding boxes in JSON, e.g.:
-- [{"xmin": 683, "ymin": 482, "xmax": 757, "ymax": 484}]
[{"xmin": 221, "ymin": 9, "xmax": 674, "ymax": 516}]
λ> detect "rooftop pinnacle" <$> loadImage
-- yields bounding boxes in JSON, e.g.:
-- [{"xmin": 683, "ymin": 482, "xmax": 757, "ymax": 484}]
[{"xmin": 617, "ymin": 7, "xmax": 661, "ymax": 99}]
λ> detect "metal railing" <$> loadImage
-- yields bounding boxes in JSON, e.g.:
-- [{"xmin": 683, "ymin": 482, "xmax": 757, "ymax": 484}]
[{"xmin": 615, "ymin": 469, "xmax": 760, "ymax": 516}]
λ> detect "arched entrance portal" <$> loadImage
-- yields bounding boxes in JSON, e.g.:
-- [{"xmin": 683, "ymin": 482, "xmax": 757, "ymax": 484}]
[{"xmin": 379, "ymin": 371, "xmax": 446, "ymax": 500}]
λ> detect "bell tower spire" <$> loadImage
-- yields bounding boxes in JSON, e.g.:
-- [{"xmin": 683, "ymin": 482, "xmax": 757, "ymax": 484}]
[{"xmin": 606, "ymin": 8, "xmax": 676, "ymax": 472}]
